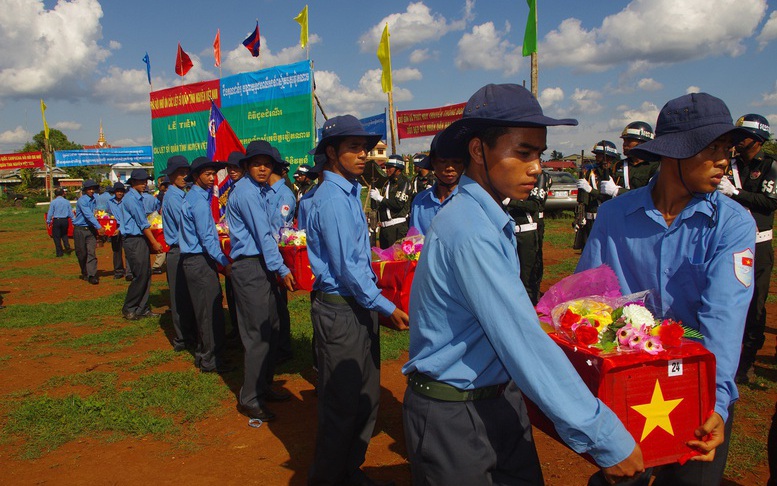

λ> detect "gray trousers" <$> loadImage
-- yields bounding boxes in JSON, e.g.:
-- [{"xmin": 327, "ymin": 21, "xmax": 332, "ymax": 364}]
[
  {"xmin": 73, "ymin": 226, "xmax": 97, "ymax": 278},
  {"xmin": 403, "ymin": 381, "xmax": 544, "ymax": 486},
  {"xmin": 182, "ymin": 253, "xmax": 225, "ymax": 371},
  {"xmin": 166, "ymin": 246, "xmax": 196, "ymax": 347},
  {"xmin": 231, "ymin": 256, "xmax": 279, "ymax": 407},
  {"xmin": 122, "ymin": 235, "xmax": 151, "ymax": 315},
  {"xmin": 308, "ymin": 296, "xmax": 380, "ymax": 486}
]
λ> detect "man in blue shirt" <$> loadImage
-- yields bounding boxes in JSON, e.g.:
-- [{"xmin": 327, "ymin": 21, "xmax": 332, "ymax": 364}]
[
  {"xmin": 578, "ymin": 93, "xmax": 756, "ymax": 486},
  {"xmin": 106, "ymin": 182, "xmax": 131, "ymax": 280},
  {"xmin": 304, "ymin": 115, "xmax": 409, "ymax": 486},
  {"xmin": 180, "ymin": 157, "xmax": 232, "ymax": 374},
  {"xmin": 408, "ymin": 131, "xmax": 463, "ymax": 235},
  {"xmin": 121, "ymin": 169, "xmax": 164, "ymax": 320},
  {"xmin": 227, "ymin": 140, "xmax": 295, "ymax": 422},
  {"xmin": 221, "ymin": 150, "xmax": 245, "ymax": 341},
  {"xmin": 160, "ymin": 156, "xmax": 197, "ymax": 352},
  {"xmin": 94, "ymin": 185, "xmax": 112, "ymax": 211},
  {"xmin": 47, "ymin": 188, "xmax": 73, "ymax": 257},
  {"xmin": 73, "ymin": 179, "xmax": 105, "ymax": 284},
  {"xmin": 402, "ymin": 84, "xmax": 643, "ymax": 485},
  {"xmin": 265, "ymin": 147, "xmax": 297, "ymax": 365}
]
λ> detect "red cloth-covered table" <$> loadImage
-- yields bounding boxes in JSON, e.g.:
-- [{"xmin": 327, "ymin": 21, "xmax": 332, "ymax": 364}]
[
  {"xmin": 525, "ymin": 333, "xmax": 716, "ymax": 468},
  {"xmin": 44, "ymin": 213, "xmax": 74, "ymax": 237},
  {"xmin": 371, "ymin": 260, "xmax": 416, "ymax": 330}
]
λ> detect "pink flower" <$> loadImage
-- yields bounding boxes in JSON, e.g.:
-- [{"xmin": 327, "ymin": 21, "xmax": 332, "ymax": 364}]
[
  {"xmin": 617, "ymin": 325, "xmax": 634, "ymax": 346},
  {"xmin": 642, "ymin": 337, "xmax": 664, "ymax": 355},
  {"xmin": 401, "ymin": 240, "xmax": 414, "ymax": 255},
  {"xmin": 628, "ymin": 328, "xmax": 649, "ymax": 350}
]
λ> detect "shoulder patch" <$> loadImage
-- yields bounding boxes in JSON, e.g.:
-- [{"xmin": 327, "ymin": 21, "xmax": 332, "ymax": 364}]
[
  {"xmin": 734, "ymin": 248, "xmax": 754, "ymax": 287},
  {"xmin": 281, "ymin": 204, "xmax": 291, "ymax": 217}
]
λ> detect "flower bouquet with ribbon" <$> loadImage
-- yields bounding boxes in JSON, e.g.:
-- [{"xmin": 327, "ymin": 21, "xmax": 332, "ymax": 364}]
[
  {"xmin": 146, "ymin": 211, "xmax": 168, "ymax": 253},
  {"xmin": 215, "ymin": 219, "xmax": 229, "ymax": 236},
  {"xmin": 276, "ymin": 228, "xmax": 314, "ymax": 291},
  {"xmin": 278, "ymin": 227, "xmax": 306, "ymax": 247}
]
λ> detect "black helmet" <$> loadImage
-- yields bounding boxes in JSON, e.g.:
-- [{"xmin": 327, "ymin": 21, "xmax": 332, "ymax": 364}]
[
  {"xmin": 735, "ymin": 114, "xmax": 771, "ymax": 142},
  {"xmin": 620, "ymin": 121, "xmax": 655, "ymax": 142},
  {"xmin": 592, "ymin": 140, "xmax": 620, "ymax": 159},
  {"xmin": 385, "ymin": 154, "xmax": 405, "ymax": 169}
]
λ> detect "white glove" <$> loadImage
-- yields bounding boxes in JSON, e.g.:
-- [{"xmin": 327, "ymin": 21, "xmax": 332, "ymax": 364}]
[
  {"xmin": 369, "ymin": 188, "xmax": 384, "ymax": 202},
  {"xmin": 576, "ymin": 179, "xmax": 592, "ymax": 193},
  {"xmin": 717, "ymin": 177, "xmax": 739, "ymax": 197},
  {"xmin": 600, "ymin": 178, "xmax": 620, "ymax": 197}
]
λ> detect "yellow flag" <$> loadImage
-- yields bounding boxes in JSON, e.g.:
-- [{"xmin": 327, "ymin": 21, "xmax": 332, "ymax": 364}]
[
  {"xmin": 40, "ymin": 99, "xmax": 50, "ymax": 140},
  {"xmin": 376, "ymin": 23, "xmax": 392, "ymax": 93},
  {"xmin": 294, "ymin": 5, "xmax": 309, "ymax": 49}
]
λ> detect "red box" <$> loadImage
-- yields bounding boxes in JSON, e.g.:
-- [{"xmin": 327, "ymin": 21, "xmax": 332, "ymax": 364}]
[
  {"xmin": 371, "ymin": 260, "xmax": 416, "ymax": 330},
  {"xmin": 44, "ymin": 213, "xmax": 74, "ymax": 237},
  {"xmin": 96, "ymin": 215, "xmax": 118, "ymax": 237},
  {"xmin": 526, "ymin": 333, "xmax": 716, "ymax": 468},
  {"xmin": 279, "ymin": 245, "xmax": 315, "ymax": 292},
  {"xmin": 149, "ymin": 228, "xmax": 169, "ymax": 253}
]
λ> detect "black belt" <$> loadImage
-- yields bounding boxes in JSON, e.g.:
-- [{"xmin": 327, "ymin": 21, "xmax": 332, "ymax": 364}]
[
  {"xmin": 407, "ymin": 373, "xmax": 507, "ymax": 402},
  {"xmin": 168, "ymin": 244, "xmax": 179, "ymax": 249},
  {"xmin": 315, "ymin": 291, "xmax": 357, "ymax": 306},
  {"xmin": 233, "ymin": 254, "xmax": 259, "ymax": 262},
  {"xmin": 74, "ymin": 225, "xmax": 90, "ymax": 229},
  {"xmin": 53, "ymin": 217, "xmax": 69, "ymax": 220},
  {"xmin": 124, "ymin": 234, "xmax": 143, "ymax": 238}
]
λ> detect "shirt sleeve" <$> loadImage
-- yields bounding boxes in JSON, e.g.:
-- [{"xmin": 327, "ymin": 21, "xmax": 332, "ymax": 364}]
[
  {"xmin": 243, "ymin": 192, "xmax": 290, "ymax": 277},
  {"xmin": 451, "ymin": 233, "xmax": 636, "ymax": 468},
  {"xmin": 281, "ymin": 190, "xmax": 296, "ymax": 226},
  {"xmin": 316, "ymin": 198, "xmax": 396, "ymax": 316},
  {"xmin": 576, "ymin": 217, "xmax": 606, "ymax": 272},
  {"xmin": 194, "ymin": 198, "xmax": 229, "ymax": 267},
  {"xmin": 126, "ymin": 197, "xmax": 150, "ymax": 232},
  {"xmin": 78, "ymin": 197, "xmax": 101, "ymax": 229}
]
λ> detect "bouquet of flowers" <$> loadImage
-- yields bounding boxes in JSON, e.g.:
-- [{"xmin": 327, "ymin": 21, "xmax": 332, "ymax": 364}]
[
  {"xmin": 215, "ymin": 219, "xmax": 229, "ymax": 236},
  {"xmin": 94, "ymin": 210, "xmax": 109, "ymax": 218},
  {"xmin": 372, "ymin": 228, "xmax": 424, "ymax": 262},
  {"xmin": 278, "ymin": 228, "xmax": 306, "ymax": 247},
  {"xmin": 147, "ymin": 211, "xmax": 163, "ymax": 230}
]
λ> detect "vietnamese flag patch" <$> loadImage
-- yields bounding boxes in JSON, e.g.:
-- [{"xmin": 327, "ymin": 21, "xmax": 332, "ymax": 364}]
[{"xmin": 733, "ymin": 248, "xmax": 754, "ymax": 287}]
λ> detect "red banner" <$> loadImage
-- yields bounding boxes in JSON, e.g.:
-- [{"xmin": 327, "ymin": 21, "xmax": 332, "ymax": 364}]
[
  {"xmin": 396, "ymin": 102, "xmax": 465, "ymax": 140},
  {"xmin": 0, "ymin": 152, "xmax": 44, "ymax": 170},
  {"xmin": 149, "ymin": 79, "xmax": 220, "ymax": 118}
]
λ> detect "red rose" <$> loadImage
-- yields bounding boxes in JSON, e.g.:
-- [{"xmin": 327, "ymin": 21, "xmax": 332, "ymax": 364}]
[
  {"xmin": 560, "ymin": 309, "xmax": 582, "ymax": 330},
  {"xmin": 657, "ymin": 323, "xmax": 684, "ymax": 348},
  {"xmin": 574, "ymin": 325, "xmax": 599, "ymax": 346}
]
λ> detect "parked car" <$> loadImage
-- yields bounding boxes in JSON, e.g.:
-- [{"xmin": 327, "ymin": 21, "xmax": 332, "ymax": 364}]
[{"xmin": 544, "ymin": 170, "xmax": 578, "ymax": 211}]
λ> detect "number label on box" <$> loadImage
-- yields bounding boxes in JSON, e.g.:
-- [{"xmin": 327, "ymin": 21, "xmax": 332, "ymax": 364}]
[{"xmin": 668, "ymin": 359, "xmax": 683, "ymax": 377}]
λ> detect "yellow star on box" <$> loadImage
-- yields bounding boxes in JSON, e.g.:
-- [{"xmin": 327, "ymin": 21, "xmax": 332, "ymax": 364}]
[{"xmin": 631, "ymin": 380, "xmax": 683, "ymax": 441}]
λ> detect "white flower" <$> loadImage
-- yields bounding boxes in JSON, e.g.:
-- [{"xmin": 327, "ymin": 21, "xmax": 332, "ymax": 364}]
[{"xmin": 621, "ymin": 304, "xmax": 654, "ymax": 327}]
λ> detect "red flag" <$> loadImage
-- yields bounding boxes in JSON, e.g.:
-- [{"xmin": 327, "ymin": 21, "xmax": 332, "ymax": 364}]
[
  {"xmin": 213, "ymin": 29, "xmax": 221, "ymax": 68},
  {"xmin": 242, "ymin": 21, "xmax": 261, "ymax": 57},
  {"xmin": 175, "ymin": 43, "xmax": 193, "ymax": 77}
]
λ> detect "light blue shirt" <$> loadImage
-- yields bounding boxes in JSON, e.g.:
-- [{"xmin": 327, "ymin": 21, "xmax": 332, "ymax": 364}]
[
  {"xmin": 121, "ymin": 188, "xmax": 150, "ymax": 236},
  {"xmin": 296, "ymin": 184, "xmax": 319, "ymax": 231},
  {"xmin": 304, "ymin": 170, "xmax": 395, "ymax": 316},
  {"xmin": 95, "ymin": 191, "xmax": 112, "ymax": 211},
  {"xmin": 180, "ymin": 184, "xmax": 229, "ymax": 266},
  {"xmin": 47, "ymin": 196, "xmax": 73, "ymax": 223},
  {"xmin": 227, "ymin": 176, "xmax": 289, "ymax": 276},
  {"xmin": 402, "ymin": 175, "xmax": 635, "ymax": 468},
  {"xmin": 106, "ymin": 196, "xmax": 126, "ymax": 230},
  {"xmin": 73, "ymin": 194, "xmax": 100, "ymax": 228},
  {"xmin": 162, "ymin": 185, "xmax": 186, "ymax": 246},
  {"xmin": 576, "ymin": 177, "xmax": 756, "ymax": 422},
  {"xmin": 408, "ymin": 183, "xmax": 459, "ymax": 235},
  {"xmin": 142, "ymin": 192, "xmax": 160, "ymax": 215},
  {"xmin": 264, "ymin": 179, "xmax": 296, "ymax": 237}
]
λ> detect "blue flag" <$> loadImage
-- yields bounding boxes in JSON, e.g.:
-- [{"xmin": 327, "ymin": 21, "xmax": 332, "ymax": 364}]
[
  {"xmin": 242, "ymin": 22, "xmax": 261, "ymax": 57},
  {"xmin": 142, "ymin": 52, "xmax": 151, "ymax": 85}
]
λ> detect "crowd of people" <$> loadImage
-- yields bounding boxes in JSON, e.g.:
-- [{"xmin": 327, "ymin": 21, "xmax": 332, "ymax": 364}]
[{"xmin": 44, "ymin": 82, "xmax": 776, "ymax": 486}]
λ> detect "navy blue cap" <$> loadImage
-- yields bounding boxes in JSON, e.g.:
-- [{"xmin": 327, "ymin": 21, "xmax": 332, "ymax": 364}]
[
  {"xmin": 240, "ymin": 140, "xmax": 284, "ymax": 167},
  {"xmin": 158, "ymin": 176, "xmax": 170, "ymax": 186},
  {"xmin": 437, "ymin": 84, "xmax": 577, "ymax": 159},
  {"xmin": 226, "ymin": 151, "xmax": 244, "ymax": 167},
  {"xmin": 311, "ymin": 115, "xmax": 382, "ymax": 155},
  {"xmin": 630, "ymin": 93, "xmax": 750, "ymax": 161},
  {"xmin": 82, "ymin": 179, "xmax": 99, "ymax": 190},
  {"xmin": 112, "ymin": 182, "xmax": 126, "ymax": 192},
  {"xmin": 385, "ymin": 154, "xmax": 405, "ymax": 169},
  {"xmin": 309, "ymin": 153, "xmax": 328, "ymax": 174},
  {"xmin": 185, "ymin": 156, "xmax": 226, "ymax": 182},
  {"xmin": 162, "ymin": 155, "xmax": 189, "ymax": 175},
  {"xmin": 129, "ymin": 169, "xmax": 152, "ymax": 181}
]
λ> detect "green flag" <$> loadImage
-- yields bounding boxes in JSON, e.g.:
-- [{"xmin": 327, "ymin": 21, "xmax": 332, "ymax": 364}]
[{"xmin": 522, "ymin": 0, "xmax": 537, "ymax": 56}]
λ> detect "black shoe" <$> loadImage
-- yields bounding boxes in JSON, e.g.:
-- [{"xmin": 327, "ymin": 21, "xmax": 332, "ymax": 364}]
[
  {"xmin": 152, "ymin": 269, "xmax": 163, "ymax": 275},
  {"xmin": 114, "ymin": 273, "xmax": 124, "ymax": 279},
  {"xmin": 122, "ymin": 312, "xmax": 140, "ymax": 321},
  {"xmin": 125, "ymin": 274, "xmax": 134, "ymax": 282},
  {"xmin": 236, "ymin": 403, "xmax": 276, "ymax": 421},
  {"xmin": 265, "ymin": 389, "xmax": 292, "ymax": 402},
  {"xmin": 173, "ymin": 342, "xmax": 188, "ymax": 352},
  {"xmin": 88, "ymin": 276, "xmax": 99, "ymax": 285},
  {"xmin": 56, "ymin": 254, "xmax": 63, "ymax": 258},
  {"xmin": 200, "ymin": 363, "xmax": 236, "ymax": 374},
  {"xmin": 137, "ymin": 310, "xmax": 161, "ymax": 318},
  {"xmin": 79, "ymin": 275, "xmax": 87, "ymax": 281}
]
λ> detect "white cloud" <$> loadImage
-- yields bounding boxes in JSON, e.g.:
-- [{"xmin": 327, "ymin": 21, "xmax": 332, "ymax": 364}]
[
  {"xmin": 757, "ymin": 10, "xmax": 777, "ymax": 49},
  {"xmin": 108, "ymin": 40, "xmax": 121, "ymax": 50},
  {"xmin": 0, "ymin": 0, "xmax": 110, "ymax": 98},
  {"xmin": 53, "ymin": 121, "xmax": 82, "ymax": 131},
  {"xmin": 394, "ymin": 67, "xmax": 423, "ymax": 83},
  {"xmin": 409, "ymin": 48, "xmax": 435, "ymax": 64},
  {"xmin": 757, "ymin": 80, "xmax": 777, "ymax": 106},
  {"xmin": 686, "ymin": 86, "xmax": 701, "ymax": 94},
  {"xmin": 112, "ymin": 136, "xmax": 151, "ymax": 147},
  {"xmin": 359, "ymin": 1, "xmax": 473, "ymax": 53},
  {"xmin": 455, "ymin": 22, "xmax": 523, "ymax": 76},
  {"xmin": 539, "ymin": 87, "xmax": 564, "ymax": 108},
  {"xmin": 221, "ymin": 34, "xmax": 319, "ymax": 75},
  {"xmin": 637, "ymin": 78, "xmax": 663, "ymax": 92},
  {"xmin": 543, "ymin": 0, "xmax": 767, "ymax": 71},
  {"xmin": 569, "ymin": 88, "xmax": 603, "ymax": 115},
  {"xmin": 608, "ymin": 101, "xmax": 660, "ymax": 131},
  {"xmin": 0, "ymin": 126, "xmax": 32, "ymax": 145},
  {"xmin": 313, "ymin": 69, "xmax": 414, "ymax": 118},
  {"xmin": 93, "ymin": 67, "xmax": 155, "ymax": 113}
]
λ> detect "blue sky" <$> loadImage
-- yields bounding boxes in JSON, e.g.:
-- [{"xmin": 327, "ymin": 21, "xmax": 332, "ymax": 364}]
[{"xmin": 1, "ymin": 0, "xmax": 776, "ymax": 159}]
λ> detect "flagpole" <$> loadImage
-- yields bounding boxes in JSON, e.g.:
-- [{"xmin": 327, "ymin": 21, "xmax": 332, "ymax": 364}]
[
  {"xmin": 387, "ymin": 91, "xmax": 397, "ymax": 155},
  {"xmin": 530, "ymin": 2, "xmax": 538, "ymax": 97}
]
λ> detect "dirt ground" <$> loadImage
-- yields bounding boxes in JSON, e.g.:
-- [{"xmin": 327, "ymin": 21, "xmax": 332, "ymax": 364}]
[{"xmin": 0, "ymin": 229, "xmax": 774, "ymax": 485}]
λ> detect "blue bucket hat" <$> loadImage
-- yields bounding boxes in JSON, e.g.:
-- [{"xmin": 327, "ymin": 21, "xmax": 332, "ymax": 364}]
[
  {"xmin": 82, "ymin": 179, "xmax": 99, "ymax": 190},
  {"xmin": 437, "ymin": 84, "xmax": 577, "ymax": 159},
  {"xmin": 240, "ymin": 140, "xmax": 284, "ymax": 167},
  {"xmin": 185, "ymin": 156, "xmax": 226, "ymax": 182},
  {"xmin": 226, "ymin": 150, "xmax": 244, "ymax": 167},
  {"xmin": 629, "ymin": 93, "xmax": 750, "ymax": 162},
  {"xmin": 310, "ymin": 115, "xmax": 382, "ymax": 156},
  {"xmin": 309, "ymin": 153, "xmax": 328, "ymax": 174},
  {"xmin": 385, "ymin": 154, "xmax": 405, "ymax": 169},
  {"xmin": 162, "ymin": 155, "xmax": 189, "ymax": 175},
  {"xmin": 112, "ymin": 182, "xmax": 126, "ymax": 193},
  {"xmin": 129, "ymin": 169, "xmax": 152, "ymax": 181}
]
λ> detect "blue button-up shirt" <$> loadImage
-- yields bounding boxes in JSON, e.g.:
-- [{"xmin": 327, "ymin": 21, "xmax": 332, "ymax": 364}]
[
  {"xmin": 106, "ymin": 196, "xmax": 126, "ymax": 230},
  {"xmin": 576, "ymin": 177, "xmax": 756, "ymax": 422},
  {"xmin": 121, "ymin": 188, "xmax": 150, "ymax": 236},
  {"xmin": 180, "ymin": 184, "xmax": 229, "ymax": 266},
  {"xmin": 304, "ymin": 170, "xmax": 395, "ymax": 316},
  {"xmin": 162, "ymin": 185, "xmax": 186, "ymax": 246},
  {"xmin": 227, "ymin": 177, "xmax": 289, "ymax": 276},
  {"xmin": 95, "ymin": 191, "xmax": 112, "ymax": 211},
  {"xmin": 142, "ymin": 192, "xmax": 160, "ymax": 215},
  {"xmin": 402, "ymin": 175, "xmax": 635, "ymax": 467},
  {"xmin": 409, "ymin": 183, "xmax": 459, "ymax": 235},
  {"xmin": 264, "ymin": 179, "xmax": 296, "ymax": 237},
  {"xmin": 73, "ymin": 194, "xmax": 101, "ymax": 228},
  {"xmin": 297, "ymin": 184, "xmax": 319, "ymax": 231},
  {"xmin": 47, "ymin": 196, "xmax": 73, "ymax": 223}
]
